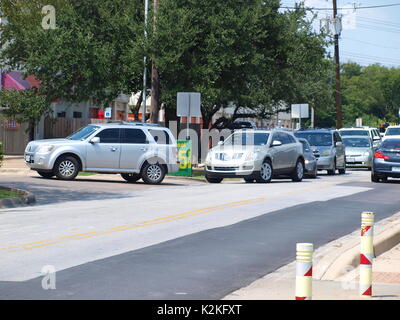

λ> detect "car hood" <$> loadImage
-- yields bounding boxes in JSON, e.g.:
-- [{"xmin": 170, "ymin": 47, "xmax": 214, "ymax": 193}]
[
  {"xmin": 210, "ymin": 145, "xmax": 264, "ymax": 154},
  {"xmin": 310, "ymin": 145, "xmax": 332, "ymax": 153},
  {"xmin": 346, "ymin": 147, "xmax": 371, "ymax": 155},
  {"xmin": 26, "ymin": 139, "xmax": 81, "ymax": 152}
]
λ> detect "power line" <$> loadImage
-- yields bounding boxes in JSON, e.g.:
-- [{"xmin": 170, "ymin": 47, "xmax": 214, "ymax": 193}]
[
  {"xmin": 278, "ymin": 2, "xmax": 400, "ymax": 11},
  {"xmin": 342, "ymin": 37, "xmax": 400, "ymax": 50}
]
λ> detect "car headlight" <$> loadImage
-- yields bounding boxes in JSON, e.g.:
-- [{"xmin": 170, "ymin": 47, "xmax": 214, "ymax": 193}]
[
  {"xmin": 245, "ymin": 150, "xmax": 260, "ymax": 161},
  {"xmin": 232, "ymin": 153, "xmax": 243, "ymax": 160},
  {"xmin": 364, "ymin": 151, "xmax": 370, "ymax": 156},
  {"xmin": 37, "ymin": 145, "xmax": 55, "ymax": 153},
  {"xmin": 321, "ymin": 150, "xmax": 331, "ymax": 156},
  {"xmin": 205, "ymin": 152, "xmax": 212, "ymax": 162}
]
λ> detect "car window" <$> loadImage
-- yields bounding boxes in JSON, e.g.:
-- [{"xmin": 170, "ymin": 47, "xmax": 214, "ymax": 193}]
[
  {"xmin": 224, "ymin": 132, "xmax": 270, "ymax": 146},
  {"xmin": 340, "ymin": 130, "xmax": 369, "ymax": 136},
  {"xmin": 95, "ymin": 128, "xmax": 120, "ymax": 143},
  {"xmin": 148, "ymin": 129, "xmax": 171, "ymax": 144},
  {"xmin": 68, "ymin": 125, "xmax": 100, "ymax": 141},
  {"xmin": 343, "ymin": 137, "xmax": 371, "ymax": 148},
  {"xmin": 386, "ymin": 128, "xmax": 400, "ymax": 136},
  {"xmin": 381, "ymin": 139, "xmax": 400, "ymax": 149},
  {"xmin": 299, "ymin": 140, "xmax": 311, "ymax": 152},
  {"xmin": 294, "ymin": 132, "xmax": 333, "ymax": 147},
  {"xmin": 279, "ymin": 132, "xmax": 291, "ymax": 144},
  {"xmin": 121, "ymin": 128, "xmax": 148, "ymax": 144}
]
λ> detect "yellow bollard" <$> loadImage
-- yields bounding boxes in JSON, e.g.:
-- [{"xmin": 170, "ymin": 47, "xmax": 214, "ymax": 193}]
[
  {"xmin": 359, "ymin": 212, "xmax": 374, "ymax": 297},
  {"xmin": 295, "ymin": 243, "xmax": 313, "ymax": 300}
]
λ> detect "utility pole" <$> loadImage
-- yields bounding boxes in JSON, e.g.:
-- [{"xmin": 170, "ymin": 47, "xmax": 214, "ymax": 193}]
[
  {"xmin": 333, "ymin": 0, "xmax": 343, "ymax": 128},
  {"xmin": 142, "ymin": 0, "xmax": 149, "ymax": 123},
  {"xmin": 150, "ymin": 0, "xmax": 160, "ymax": 123}
]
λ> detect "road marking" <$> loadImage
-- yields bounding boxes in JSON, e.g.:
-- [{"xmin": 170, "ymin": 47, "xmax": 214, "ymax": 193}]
[{"xmin": 0, "ymin": 183, "xmax": 340, "ymax": 253}]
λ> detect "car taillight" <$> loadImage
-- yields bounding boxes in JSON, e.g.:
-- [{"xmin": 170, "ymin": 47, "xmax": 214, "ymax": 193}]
[{"xmin": 374, "ymin": 151, "xmax": 389, "ymax": 160}]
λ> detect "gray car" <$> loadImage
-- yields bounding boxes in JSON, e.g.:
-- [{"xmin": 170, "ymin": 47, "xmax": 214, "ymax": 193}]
[
  {"xmin": 372, "ymin": 138, "xmax": 400, "ymax": 182},
  {"xmin": 297, "ymin": 138, "xmax": 318, "ymax": 178},
  {"xmin": 24, "ymin": 122, "xmax": 179, "ymax": 184},
  {"xmin": 342, "ymin": 136, "xmax": 374, "ymax": 170},
  {"xmin": 204, "ymin": 129, "xmax": 305, "ymax": 183},
  {"xmin": 294, "ymin": 129, "xmax": 346, "ymax": 175}
]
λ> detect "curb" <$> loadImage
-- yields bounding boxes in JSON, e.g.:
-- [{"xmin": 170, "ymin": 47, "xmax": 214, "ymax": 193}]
[
  {"xmin": 314, "ymin": 213, "xmax": 400, "ymax": 281},
  {"xmin": 0, "ymin": 186, "xmax": 36, "ymax": 209}
]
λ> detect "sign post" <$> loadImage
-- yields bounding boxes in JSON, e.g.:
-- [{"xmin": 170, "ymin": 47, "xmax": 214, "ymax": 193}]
[{"xmin": 291, "ymin": 104, "xmax": 309, "ymax": 129}]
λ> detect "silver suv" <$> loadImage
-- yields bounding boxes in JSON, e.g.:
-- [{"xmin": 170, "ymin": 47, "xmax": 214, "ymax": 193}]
[
  {"xmin": 204, "ymin": 129, "xmax": 305, "ymax": 183},
  {"xmin": 24, "ymin": 122, "xmax": 179, "ymax": 184}
]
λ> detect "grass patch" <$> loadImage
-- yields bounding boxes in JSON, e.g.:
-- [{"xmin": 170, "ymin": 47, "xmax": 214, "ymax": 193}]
[
  {"xmin": 0, "ymin": 189, "xmax": 22, "ymax": 199},
  {"xmin": 78, "ymin": 172, "xmax": 98, "ymax": 176}
]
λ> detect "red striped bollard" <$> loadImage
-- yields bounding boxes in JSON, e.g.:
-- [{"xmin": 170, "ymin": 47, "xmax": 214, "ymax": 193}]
[
  {"xmin": 360, "ymin": 212, "xmax": 374, "ymax": 297},
  {"xmin": 295, "ymin": 243, "xmax": 313, "ymax": 300}
]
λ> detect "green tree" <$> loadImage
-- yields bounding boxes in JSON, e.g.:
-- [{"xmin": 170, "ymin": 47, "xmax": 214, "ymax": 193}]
[
  {"xmin": 0, "ymin": 88, "xmax": 50, "ymax": 140},
  {"xmin": 0, "ymin": 0, "xmax": 145, "ymax": 104}
]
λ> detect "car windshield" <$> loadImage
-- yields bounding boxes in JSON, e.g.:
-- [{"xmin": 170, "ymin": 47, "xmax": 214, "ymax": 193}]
[
  {"xmin": 381, "ymin": 139, "xmax": 400, "ymax": 150},
  {"xmin": 340, "ymin": 130, "xmax": 369, "ymax": 136},
  {"xmin": 67, "ymin": 125, "xmax": 100, "ymax": 141},
  {"xmin": 343, "ymin": 137, "xmax": 370, "ymax": 148},
  {"xmin": 294, "ymin": 132, "xmax": 332, "ymax": 147},
  {"xmin": 385, "ymin": 128, "xmax": 400, "ymax": 136},
  {"xmin": 224, "ymin": 132, "xmax": 270, "ymax": 146}
]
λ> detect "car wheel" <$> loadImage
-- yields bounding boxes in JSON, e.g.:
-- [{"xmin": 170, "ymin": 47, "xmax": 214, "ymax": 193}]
[
  {"xmin": 121, "ymin": 173, "xmax": 141, "ymax": 183},
  {"xmin": 371, "ymin": 173, "xmax": 380, "ymax": 183},
  {"xmin": 37, "ymin": 170, "xmax": 54, "ymax": 179},
  {"xmin": 338, "ymin": 166, "xmax": 346, "ymax": 175},
  {"xmin": 244, "ymin": 178, "xmax": 255, "ymax": 183},
  {"xmin": 381, "ymin": 176, "xmax": 388, "ymax": 182},
  {"xmin": 292, "ymin": 159, "xmax": 304, "ymax": 182},
  {"xmin": 55, "ymin": 156, "xmax": 79, "ymax": 180},
  {"xmin": 141, "ymin": 162, "xmax": 166, "ymax": 184},
  {"xmin": 256, "ymin": 160, "xmax": 273, "ymax": 183},
  {"xmin": 205, "ymin": 176, "xmax": 223, "ymax": 183},
  {"xmin": 327, "ymin": 160, "xmax": 336, "ymax": 175}
]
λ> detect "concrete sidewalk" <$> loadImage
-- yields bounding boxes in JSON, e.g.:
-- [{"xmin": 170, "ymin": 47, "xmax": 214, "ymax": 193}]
[
  {"xmin": 0, "ymin": 156, "xmax": 31, "ymax": 174},
  {"xmin": 224, "ymin": 213, "xmax": 400, "ymax": 300}
]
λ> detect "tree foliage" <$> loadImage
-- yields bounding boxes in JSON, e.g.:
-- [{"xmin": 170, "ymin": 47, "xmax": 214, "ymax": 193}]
[{"xmin": 341, "ymin": 63, "xmax": 400, "ymax": 126}]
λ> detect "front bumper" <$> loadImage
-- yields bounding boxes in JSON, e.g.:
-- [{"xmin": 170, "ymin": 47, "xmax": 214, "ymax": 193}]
[
  {"xmin": 204, "ymin": 160, "xmax": 259, "ymax": 178},
  {"xmin": 346, "ymin": 155, "xmax": 371, "ymax": 168},
  {"xmin": 24, "ymin": 152, "xmax": 53, "ymax": 170},
  {"xmin": 316, "ymin": 155, "xmax": 334, "ymax": 170}
]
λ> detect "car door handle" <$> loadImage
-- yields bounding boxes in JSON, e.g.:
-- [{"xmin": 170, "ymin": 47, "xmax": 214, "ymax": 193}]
[
  {"xmin": 140, "ymin": 147, "xmax": 147, "ymax": 151},
  {"xmin": 110, "ymin": 147, "xmax": 117, "ymax": 152}
]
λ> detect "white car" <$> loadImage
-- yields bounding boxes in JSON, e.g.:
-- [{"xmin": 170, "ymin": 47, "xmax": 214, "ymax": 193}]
[
  {"xmin": 383, "ymin": 125, "xmax": 400, "ymax": 141},
  {"xmin": 339, "ymin": 127, "xmax": 381, "ymax": 148}
]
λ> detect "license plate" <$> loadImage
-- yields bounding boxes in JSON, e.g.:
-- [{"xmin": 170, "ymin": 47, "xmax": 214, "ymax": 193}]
[
  {"xmin": 392, "ymin": 167, "xmax": 400, "ymax": 172},
  {"xmin": 25, "ymin": 155, "xmax": 31, "ymax": 162}
]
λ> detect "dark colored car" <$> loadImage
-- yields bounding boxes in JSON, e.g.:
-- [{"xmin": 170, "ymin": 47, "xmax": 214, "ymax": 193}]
[
  {"xmin": 297, "ymin": 138, "xmax": 318, "ymax": 178},
  {"xmin": 371, "ymin": 138, "xmax": 400, "ymax": 182}
]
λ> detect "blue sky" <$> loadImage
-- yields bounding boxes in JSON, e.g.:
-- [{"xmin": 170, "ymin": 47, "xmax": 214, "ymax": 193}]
[{"xmin": 281, "ymin": 1, "xmax": 400, "ymax": 67}]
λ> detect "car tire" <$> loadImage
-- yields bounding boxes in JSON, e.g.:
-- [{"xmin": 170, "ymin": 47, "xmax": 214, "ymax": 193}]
[
  {"xmin": 141, "ymin": 162, "xmax": 166, "ymax": 184},
  {"xmin": 327, "ymin": 160, "xmax": 336, "ymax": 175},
  {"xmin": 291, "ymin": 159, "xmax": 304, "ymax": 182},
  {"xmin": 205, "ymin": 176, "xmax": 223, "ymax": 183},
  {"xmin": 338, "ymin": 166, "xmax": 346, "ymax": 175},
  {"xmin": 37, "ymin": 170, "xmax": 55, "ymax": 179},
  {"xmin": 54, "ymin": 156, "xmax": 79, "ymax": 180},
  {"xmin": 121, "ymin": 173, "xmax": 141, "ymax": 183},
  {"xmin": 371, "ymin": 173, "xmax": 380, "ymax": 183},
  {"xmin": 255, "ymin": 159, "xmax": 273, "ymax": 183}
]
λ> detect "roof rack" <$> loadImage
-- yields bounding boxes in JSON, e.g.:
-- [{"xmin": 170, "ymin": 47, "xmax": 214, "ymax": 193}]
[{"xmin": 106, "ymin": 121, "xmax": 161, "ymax": 127}]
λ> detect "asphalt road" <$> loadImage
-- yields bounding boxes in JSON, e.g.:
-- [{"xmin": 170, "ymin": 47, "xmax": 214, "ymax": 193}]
[{"xmin": 0, "ymin": 170, "xmax": 399, "ymax": 299}]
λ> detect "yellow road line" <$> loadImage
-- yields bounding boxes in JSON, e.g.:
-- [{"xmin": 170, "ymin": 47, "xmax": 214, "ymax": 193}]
[{"xmin": 1, "ymin": 183, "xmax": 336, "ymax": 252}]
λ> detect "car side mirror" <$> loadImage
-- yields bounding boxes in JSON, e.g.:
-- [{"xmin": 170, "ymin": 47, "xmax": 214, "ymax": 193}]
[
  {"xmin": 90, "ymin": 137, "xmax": 100, "ymax": 144},
  {"xmin": 271, "ymin": 140, "xmax": 282, "ymax": 147},
  {"xmin": 373, "ymin": 136, "xmax": 381, "ymax": 141},
  {"xmin": 335, "ymin": 141, "xmax": 342, "ymax": 147}
]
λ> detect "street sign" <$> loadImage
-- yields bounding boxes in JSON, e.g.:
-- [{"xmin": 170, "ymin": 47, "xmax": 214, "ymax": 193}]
[
  {"xmin": 177, "ymin": 92, "xmax": 201, "ymax": 117},
  {"xmin": 291, "ymin": 104, "xmax": 309, "ymax": 119},
  {"xmin": 104, "ymin": 107, "xmax": 112, "ymax": 119}
]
